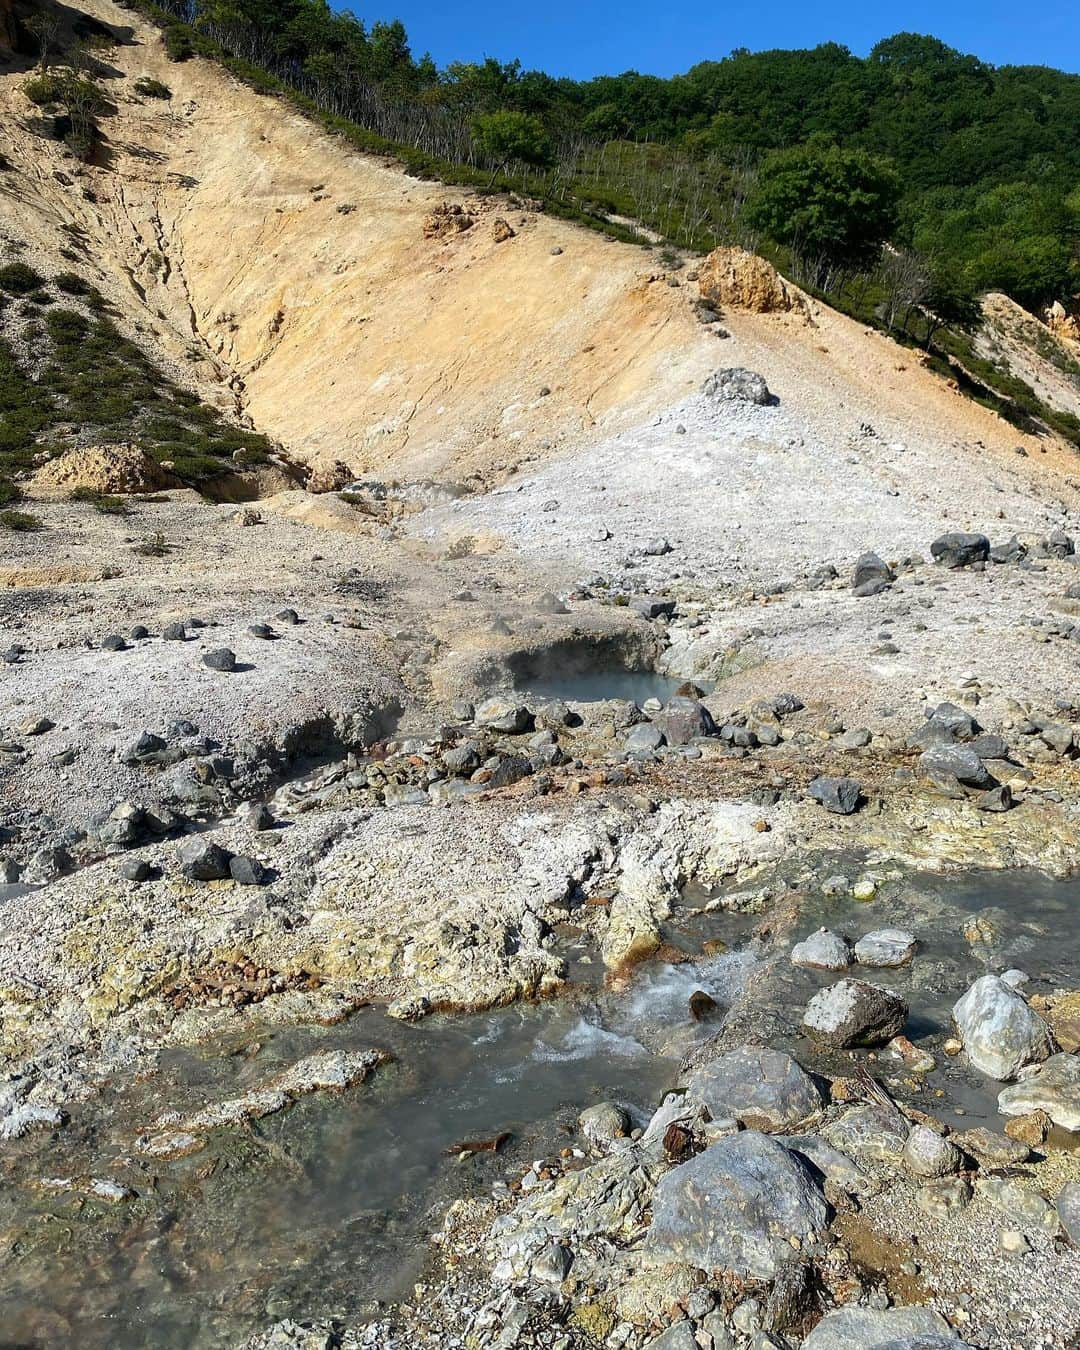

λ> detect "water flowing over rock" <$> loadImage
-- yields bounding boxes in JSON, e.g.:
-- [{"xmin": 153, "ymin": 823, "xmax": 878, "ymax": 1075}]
[
  {"xmin": 644, "ymin": 1130, "xmax": 828, "ymax": 1278},
  {"xmin": 953, "ymin": 975, "xmax": 1054, "ymax": 1080}
]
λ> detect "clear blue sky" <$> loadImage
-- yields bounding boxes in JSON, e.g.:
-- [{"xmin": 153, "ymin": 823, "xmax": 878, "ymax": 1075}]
[{"xmin": 356, "ymin": 1, "xmax": 1079, "ymax": 78}]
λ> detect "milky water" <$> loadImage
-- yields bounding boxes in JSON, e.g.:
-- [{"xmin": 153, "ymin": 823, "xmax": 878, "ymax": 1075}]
[
  {"xmin": 0, "ymin": 945, "xmax": 756, "ymax": 1348},
  {"xmin": 2, "ymin": 866, "xmax": 1077, "ymax": 1347},
  {"xmin": 520, "ymin": 669, "xmax": 713, "ymax": 705}
]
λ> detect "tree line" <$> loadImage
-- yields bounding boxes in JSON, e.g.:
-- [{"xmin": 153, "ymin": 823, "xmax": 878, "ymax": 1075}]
[{"xmin": 118, "ymin": 3, "xmax": 1080, "ymax": 315}]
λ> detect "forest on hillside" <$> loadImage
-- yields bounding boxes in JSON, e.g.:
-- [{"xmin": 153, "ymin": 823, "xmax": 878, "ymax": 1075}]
[{"xmin": 121, "ymin": 0, "xmax": 1080, "ymax": 317}]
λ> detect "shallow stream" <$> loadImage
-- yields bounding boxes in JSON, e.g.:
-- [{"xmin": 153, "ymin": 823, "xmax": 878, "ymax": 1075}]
[{"xmin": 1, "ymin": 865, "xmax": 1077, "ymax": 1346}]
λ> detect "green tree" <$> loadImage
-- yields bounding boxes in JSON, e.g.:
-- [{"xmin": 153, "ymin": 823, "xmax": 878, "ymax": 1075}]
[
  {"xmin": 472, "ymin": 110, "xmax": 554, "ymax": 183},
  {"xmin": 745, "ymin": 143, "xmax": 900, "ymax": 284}
]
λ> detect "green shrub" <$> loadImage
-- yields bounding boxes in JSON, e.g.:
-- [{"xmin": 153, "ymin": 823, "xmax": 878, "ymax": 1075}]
[
  {"xmin": 0, "ymin": 262, "xmax": 45, "ymax": 296},
  {"xmin": 163, "ymin": 26, "xmax": 194, "ymax": 62},
  {"xmin": 0, "ymin": 478, "xmax": 20, "ymax": 505},
  {"xmin": 133, "ymin": 76, "xmax": 171, "ymax": 99},
  {"xmin": 0, "ymin": 509, "xmax": 42, "ymax": 532},
  {"xmin": 54, "ymin": 271, "xmax": 90, "ymax": 295},
  {"xmin": 69, "ymin": 487, "xmax": 131, "ymax": 514}
]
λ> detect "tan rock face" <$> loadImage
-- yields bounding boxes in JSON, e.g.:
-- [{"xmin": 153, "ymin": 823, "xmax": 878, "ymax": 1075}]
[
  {"xmin": 697, "ymin": 245, "xmax": 803, "ymax": 315},
  {"xmin": 422, "ymin": 201, "xmax": 475, "ymax": 239},
  {"xmin": 30, "ymin": 443, "xmax": 178, "ymax": 496}
]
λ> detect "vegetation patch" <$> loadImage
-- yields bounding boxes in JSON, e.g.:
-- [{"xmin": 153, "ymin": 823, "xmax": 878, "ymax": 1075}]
[
  {"xmin": 0, "ymin": 270, "xmax": 277, "ymax": 491},
  {"xmin": 0, "ymin": 509, "xmax": 43, "ymax": 532}
]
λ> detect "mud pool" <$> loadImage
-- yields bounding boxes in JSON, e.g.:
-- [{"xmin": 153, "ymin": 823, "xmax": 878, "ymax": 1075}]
[{"xmin": 1, "ymin": 865, "xmax": 1077, "ymax": 1346}]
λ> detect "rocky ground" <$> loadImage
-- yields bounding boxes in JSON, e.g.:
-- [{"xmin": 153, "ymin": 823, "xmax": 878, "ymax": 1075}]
[{"xmin": 2, "ymin": 2, "xmax": 1080, "ymax": 1344}]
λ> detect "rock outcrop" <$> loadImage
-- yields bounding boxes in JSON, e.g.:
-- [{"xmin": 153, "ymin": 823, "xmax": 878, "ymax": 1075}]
[{"xmin": 697, "ymin": 245, "xmax": 805, "ymax": 316}]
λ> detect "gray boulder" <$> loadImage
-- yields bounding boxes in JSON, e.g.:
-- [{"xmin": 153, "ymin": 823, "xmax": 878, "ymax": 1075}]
[
  {"xmin": 807, "ymin": 776, "xmax": 862, "ymax": 815},
  {"xmin": 645, "ymin": 1131, "xmax": 827, "ymax": 1279},
  {"xmin": 652, "ymin": 697, "xmax": 715, "ymax": 747},
  {"xmin": 997, "ymin": 1053, "xmax": 1080, "ymax": 1131},
  {"xmin": 791, "ymin": 929, "xmax": 851, "ymax": 971},
  {"xmin": 931, "ymin": 531, "xmax": 990, "ymax": 569},
  {"xmin": 474, "ymin": 697, "xmax": 532, "ymax": 734},
  {"xmin": 1044, "ymin": 529, "xmax": 1075, "ymax": 558},
  {"xmin": 952, "ymin": 975, "xmax": 1054, "ymax": 1080},
  {"xmin": 803, "ymin": 979, "xmax": 907, "ymax": 1047},
  {"xmin": 702, "ymin": 368, "xmax": 773, "ymax": 405},
  {"xmin": 803, "ymin": 1305, "xmax": 969, "ymax": 1349},
  {"xmin": 902, "ymin": 1124, "xmax": 962, "ymax": 1177},
  {"xmin": 631, "ymin": 596, "xmax": 677, "ymax": 619},
  {"xmin": 918, "ymin": 743, "xmax": 992, "ymax": 788},
  {"xmin": 826, "ymin": 1103, "xmax": 910, "ymax": 1162},
  {"xmin": 177, "ymin": 837, "xmax": 233, "ymax": 881},
  {"xmin": 1057, "ymin": 1180, "xmax": 1080, "ymax": 1246},
  {"xmin": 625, "ymin": 722, "xmax": 666, "ymax": 753},
  {"xmin": 202, "ymin": 648, "xmax": 237, "ymax": 673},
  {"xmin": 852, "ymin": 552, "xmax": 893, "ymax": 596},
  {"xmin": 854, "ymin": 928, "xmax": 916, "ymax": 968},
  {"xmin": 683, "ymin": 1046, "xmax": 821, "ymax": 1131}
]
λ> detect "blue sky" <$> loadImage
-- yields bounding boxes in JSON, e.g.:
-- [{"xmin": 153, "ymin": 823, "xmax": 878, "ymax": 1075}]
[{"xmin": 357, "ymin": 1, "xmax": 1080, "ymax": 77}]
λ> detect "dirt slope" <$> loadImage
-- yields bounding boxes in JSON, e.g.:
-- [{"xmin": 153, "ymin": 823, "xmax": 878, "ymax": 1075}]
[{"xmin": 0, "ymin": 0, "xmax": 714, "ymax": 484}]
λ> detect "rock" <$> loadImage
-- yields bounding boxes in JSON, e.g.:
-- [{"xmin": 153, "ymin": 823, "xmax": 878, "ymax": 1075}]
[
  {"xmin": 683, "ymin": 1046, "xmax": 821, "ymax": 1131},
  {"xmin": 1057, "ymin": 1180, "xmax": 1080, "ymax": 1246},
  {"xmin": 625, "ymin": 723, "xmax": 666, "ymax": 752},
  {"xmin": 177, "ymin": 837, "xmax": 233, "ymax": 881},
  {"xmin": 803, "ymin": 979, "xmax": 908, "ymax": 1048},
  {"xmin": 532, "ymin": 699, "xmax": 572, "ymax": 730},
  {"xmin": 826, "ymin": 1103, "xmax": 909, "ymax": 1162},
  {"xmin": 162, "ymin": 622, "xmax": 187, "ymax": 641},
  {"xmin": 931, "ymin": 531, "xmax": 990, "ymax": 568},
  {"xmin": 807, "ymin": 776, "xmax": 862, "ymax": 815},
  {"xmin": 645, "ymin": 1131, "xmax": 827, "ymax": 1279},
  {"xmin": 980, "ymin": 1175, "xmax": 1057, "ymax": 1231},
  {"xmin": 120, "ymin": 731, "xmax": 168, "ymax": 765},
  {"xmin": 101, "ymin": 635, "xmax": 128, "ymax": 652},
  {"xmin": 852, "ymin": 552, "xmax": 893, "ymax": 595},
  {"xmin": 952, "ymin": 975, "xmax": 1054, "ymax": 1079},
  {"xmin": 275, "ymin": 608, "xmax": 300, "ymax": 625},
  {"xmin": 701, "ymin": 368, "xmax": 773, "ymax": 405},
  {"xmin": 119, "ymin": 857, "xmax": 151, "ymax": 883},
  {"xmin": 854, "ymin": 929, "xmax": 916, "ymax": 968},
  {"xmin": 791, "ymin": 929, "xmax": 851, "ymax": 971},
  {"xmin": 835, "ymin": 727, "xmax": 872, "ymax": 750},
  {"xmin": 631, "ymin": 596, "xmax": 677, "ymax": 619},
  {"xmin": 244, "ymin": 802, "xmax": 276, "ymax": 831},
  {"xmin": 203, "ymin": 648, "xmax": 237, "ymax": 673},
  {"xmin": 474, "ymin": 697, "xmax": 532, "ymax": 734},
  {"xmin": 1004, "ymin": 1111, "xmax": 1052, "ymax": 1148},
  {"xmin": 902, "ymin": 1124, "xmax": 962, "ymax": 1177},
  {"xmin": 997, "ymin": 1053, "xmax": 1080, "ymax": 1131},
  {"xmin": 802, "ymin": 1305, "xmax": 968, "ymax": 1348},
  {"xmin": 1044, "ymin": 529, "xmax": 1075, "ymax": 558},
  {"xmin": 643, "ymin": 1323, "xmax": 699, "ymax": 1350},
  {"xmin": 579, "ymin": 1101, "xmax": 631, "ymax": 1151},
  {"xmin": 229, "ymin": 855, "xmax": 268, "ymax": 886},
  {"xmin": 977, "ymin": 784, "xmax": 1013, "ymax": 812},
  {"xmin": 697, "ymin": 246, "xmax": 802, "ymax": 315},
  {"xmin": 952, "ymin": 1127, "xmax": 1029, "ymax": 1164},
  {"xmin": 915, "ymin": 1176, "xmax": 972, "ymax": 1218},
  {"xmin": 918, "ymin": 744, "xmax": 992, "ymax": 788},
  {"xmin": 651, "ymin": 697, "xmax": 715, "ymax": 746},
  {"xmin": 247, "ymin": 623, "xmax": 275, "ymax": 639}
]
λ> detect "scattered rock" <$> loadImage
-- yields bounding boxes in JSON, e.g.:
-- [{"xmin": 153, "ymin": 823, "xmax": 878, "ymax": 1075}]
[
  {"xmin": 902, "ymin": 1124, "xmax": 962, "ymax": 1177},
  {"xmin": 851, "ymin": 552, "xmax": 894, "ymax": 596},
  {"xmin": 952, "ymin": 975, "xmax": 1054, "ymax": 1079},
  {"xmin": 203, "ymin": 648, "xmax": 237, "ymax": 673},
  {"xmin": 854, "ymin": 929, "xmax": 916, "ymax": 968},
  {"xmin": 177, "ymin": 837, "xmax": 233, "ymax": 882},
  {"xmin": 683, "ymin": 1046, "xmax": 821, "ymax": 1131},
  {"xmin": 645, "ymin": 1131, "xmax": 827, "ymax": 1279},
  {"xmin": 791, "ymin": 929, "xmax": 851, "ymax": 971},
  {"xmin": 701, "ymin": 368, "xmax": 773, "ymax": 405},
  {"xmin": 997, "ymin": 1053, "xmax": 1080, "ymax": 1130},
  {"xmin": 803, "ymin": 979, "xmax": 908, "ymax": 1047},
  {"xmin": 931, "ymin": 531, "xmax": 990, "ymax": 568},
  {"xmin": 807, "ymin": 776, "xmax": 862, "ymax": 815},
  {"xmin": 802, "ymin": 1305, "xmax": 968, "ymax": 1348}
]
